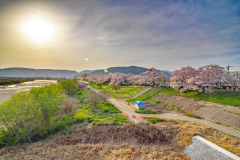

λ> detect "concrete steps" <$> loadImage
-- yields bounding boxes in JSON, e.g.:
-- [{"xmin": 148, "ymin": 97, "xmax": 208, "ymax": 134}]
[{"xmin": 133, "ymin": 87, "xmax": 151, "ymax": 98}]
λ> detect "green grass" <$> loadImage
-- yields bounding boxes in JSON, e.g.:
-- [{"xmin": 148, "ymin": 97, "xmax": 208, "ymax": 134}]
[
  {"xmin": 144, "ymin": 117, "xmax": 166, "ymax": 124},
  {"xmin": 88, "ymin": 81, "xmax": 148, "ymax": 99},
  {"xmin": 125, "ymin": 88, "xmax": 161, "ymax": 104},
  {"xmin": 74, "ymin": 101, "xmax": 128, "ymax": 125},
  {"xmin": 110, "ymin": 87, "xmax": 148, "ymax": 99},
  {"xmin": 159, "ymin": 88, "xmax": 240, "ymax": 107},
  {"xmin": 74, "ymin": 89, "xmax": 128, "ymax": 125},
  {"xmin": 135, "ymin": 110, "xmax": 158, "ymax": 114}
]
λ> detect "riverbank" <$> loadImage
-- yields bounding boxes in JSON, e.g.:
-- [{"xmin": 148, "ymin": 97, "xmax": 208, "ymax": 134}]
[
  {"xmin": 0, "ymin": 80, "xmax": 57, "ymax": 103},
  {"xmin": 0, "ymin": 78, "xmax": 34, "ymax": 85}
]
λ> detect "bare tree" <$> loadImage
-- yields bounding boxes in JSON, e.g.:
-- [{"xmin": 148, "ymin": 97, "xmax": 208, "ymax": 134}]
[
  {"xmin": 77, "ymin": 83, "xmax": 87, "ymax": 91},
  {"xmin": 61, "ymin": 96, "xmax": 77, "ymax": 116},
  {"xmin": 85, "ymin": 91, "xmax": 104, "ymax": 107},
  {"xmin": 112, "ymin": 85, "xmax": 121, "ymax": 92},
  {"xmin": 102, "ymin": 89, "xmax": 111, "ymax": 100}
]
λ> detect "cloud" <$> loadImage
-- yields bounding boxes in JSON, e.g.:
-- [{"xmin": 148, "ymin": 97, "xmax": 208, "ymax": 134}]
[{"xmin": 0, "ymin": 0, "xmax": 239, "ymax": 71}]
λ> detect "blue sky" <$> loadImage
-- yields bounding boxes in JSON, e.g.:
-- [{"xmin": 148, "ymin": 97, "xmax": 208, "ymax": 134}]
[{"xmin": 0, "ymin": 0, "xmax": 239, "ymax": 71}]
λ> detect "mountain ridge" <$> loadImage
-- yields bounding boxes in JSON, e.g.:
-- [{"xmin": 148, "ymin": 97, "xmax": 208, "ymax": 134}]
[{"xmin": 0, "ymin": 66, "xmax": 173, "ymax": 77}]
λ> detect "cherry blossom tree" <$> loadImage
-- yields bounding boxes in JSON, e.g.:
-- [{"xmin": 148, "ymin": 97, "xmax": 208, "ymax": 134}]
[
  {"xmin": 170, "ymin": 66, "xmax": 197, "ymax": 89},
  {"xmin": 84, "ymin": 68, "xmax": 168, "ymax": 86},
  {"xmin": 171, "ymin": 64, "xmax": 234, "ymax": 93},
  {"xmin": 140, "ymin": 68, "xmax": 168, "ymax": 86}
]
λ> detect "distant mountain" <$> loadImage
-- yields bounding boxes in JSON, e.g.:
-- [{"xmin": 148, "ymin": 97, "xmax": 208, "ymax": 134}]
[
  {"xmin": 0, "ymin": 68, "xmax": 78, "ymax": 78},
  {"xmin": 79, "ymin": 66, "xmax": 173, "ymax": 77},
  {"xmin": 0, "ymin": 66, "xmax": 173, "ymax": 78},
  {"xmin": 160, "ymin": 70, "xmax": 173, "ymax": 76}
]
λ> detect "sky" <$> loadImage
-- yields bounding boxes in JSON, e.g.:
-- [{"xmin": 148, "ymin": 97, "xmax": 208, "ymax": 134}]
[{"xmin": 0, "ymin": 0, "xmax": 239, "ymax": 72}]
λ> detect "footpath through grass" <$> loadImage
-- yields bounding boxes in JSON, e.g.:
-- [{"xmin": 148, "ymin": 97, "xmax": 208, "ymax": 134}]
[
  {"xmin": 89, "ymin": 82, "xmax": 148, "ymax": 99},
  {"xmin": 158, "ymin": 88, "xmax": 240, "ymax": 107},
  {"xmin": 126, "ymin": 88, "xmax": 201, "ymax": 118},
  {"xmin": 125, "ymin": 88, "xmax": 161, "ymax": 104}
]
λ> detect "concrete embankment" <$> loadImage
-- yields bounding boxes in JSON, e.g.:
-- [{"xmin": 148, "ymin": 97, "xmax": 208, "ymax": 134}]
[{"xmin": 153, "ymin": 93, "xmax": 240, "ymax": 130}]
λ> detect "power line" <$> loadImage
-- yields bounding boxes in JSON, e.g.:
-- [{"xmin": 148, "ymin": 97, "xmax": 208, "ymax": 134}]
[{"xmin": 226, "ymin": 64, "xmax": 240, "ymax": 73}]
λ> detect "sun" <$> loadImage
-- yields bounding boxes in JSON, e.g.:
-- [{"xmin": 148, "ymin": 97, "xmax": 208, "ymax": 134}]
[{"xmin": 21, "ymin": 18, "xmax": 56, "ymax": 44}]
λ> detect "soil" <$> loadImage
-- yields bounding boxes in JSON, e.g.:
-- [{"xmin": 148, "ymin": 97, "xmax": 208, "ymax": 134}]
[{"xmin": 144, "ymin": 101, "xmax": 179, "ymax": 114}]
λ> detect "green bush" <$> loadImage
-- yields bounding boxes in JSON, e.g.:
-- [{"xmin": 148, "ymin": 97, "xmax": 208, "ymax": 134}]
[
  {"xmin": 59, "ymin": 80, "xmax": 78, "ymax": 95},
  {"xmin": 135, "ymin": 110, "xmax": 158, "ymax": 114},
  {"xmin": 0, "ymin": 84, "xmax": 66, "ymax": 148},
  {"xmin": 144, "ymin": 118, "xmax": 166, "ymax": 124}
]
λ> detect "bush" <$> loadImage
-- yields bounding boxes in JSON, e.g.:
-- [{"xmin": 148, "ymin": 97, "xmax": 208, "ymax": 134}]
[
  {"xmin": 59, "ymin": 80, "xmax": 78, "ymax": 95},
  {"xmin": 0, "ymin": 84, "xmax": 66, "ymax": 148},
  {"xmin": 145, "ymin": 118, "xmax": 166, "ymax": 124},
  {"xmin": 135, "ymin": 110, "xmax": 158, "ymax": 114}
]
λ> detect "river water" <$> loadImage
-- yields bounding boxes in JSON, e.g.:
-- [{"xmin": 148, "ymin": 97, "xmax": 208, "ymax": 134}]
[{"xmin": 0, "ymin": 80, "xmax": 57, "ymax": 103}]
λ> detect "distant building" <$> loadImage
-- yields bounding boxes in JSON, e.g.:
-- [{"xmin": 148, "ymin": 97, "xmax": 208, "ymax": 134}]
[{"xmin": 134, "ymin": 101, "xmax": 145, "ymax": 110}]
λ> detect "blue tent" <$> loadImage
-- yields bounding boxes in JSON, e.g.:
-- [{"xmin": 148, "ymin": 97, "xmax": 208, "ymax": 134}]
[
  {"xmin": 134, "ymin": 101, "xmax": 145, "ymax": 105},
  {"xmin": 134, "ymin": 101, "xmax": 145, "ymax": 110}
]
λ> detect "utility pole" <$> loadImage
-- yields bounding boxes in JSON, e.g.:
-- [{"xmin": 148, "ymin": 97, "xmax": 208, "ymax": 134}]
[{"xmin": 226, "ymin": 64, "xmax": 233, "ymax": 73}]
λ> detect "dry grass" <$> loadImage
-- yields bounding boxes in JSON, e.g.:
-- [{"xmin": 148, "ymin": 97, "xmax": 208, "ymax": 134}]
[
  {"xmin": 0, "ymin": 122, "xmax": 239, "ymax": 159},
  {"xmin": 205, "ymin": 132, "xmax": 240, "ymax": 155}
]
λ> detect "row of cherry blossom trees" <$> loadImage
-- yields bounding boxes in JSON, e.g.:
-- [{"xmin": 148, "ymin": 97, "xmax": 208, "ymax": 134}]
[
  {"xmin": 170, "ymin": 64, "xmax": 240, "ymax": 93},
  {"xmin": 82, "ymin": 68, "xmax": 168, "ymax": 86}
]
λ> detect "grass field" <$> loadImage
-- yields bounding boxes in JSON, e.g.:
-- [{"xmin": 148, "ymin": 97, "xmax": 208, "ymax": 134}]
[
  {"xmin": 74, "ymin": 90, "xmax": 128, "ymax": 125},
  {"xmin": 125, "ymin": 88, "xmax": 161, "ymax": 104},
  {"xmin": 89, "ymin": 82, "xmax": 148, "ymax": 99},
  {"xmin": 159, "ymin": 88, "xmax": 240, "ymax": 107},
  {"xmin": 74, "ymin": 101, "xmax": 128, "ymax": 125}
]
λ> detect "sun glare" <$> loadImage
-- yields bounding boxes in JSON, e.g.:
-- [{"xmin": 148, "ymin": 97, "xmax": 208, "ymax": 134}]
[{"xmin": 21, "ymin": 18, "xmax": 56, "ymax": 44}]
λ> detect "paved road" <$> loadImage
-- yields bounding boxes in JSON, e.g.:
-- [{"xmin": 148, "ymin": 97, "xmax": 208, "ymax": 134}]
[
  {"xmin": 91, "ymin": 88, "xmax": 240, "ymax": 138},
  {"xmin": 158, "ymin": 113, "xmax": 240, "ymax": 138}
]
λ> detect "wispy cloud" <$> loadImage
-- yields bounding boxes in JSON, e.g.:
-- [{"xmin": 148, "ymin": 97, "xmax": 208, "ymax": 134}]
[{"xmin": 0, "ymin": 0, "xmax": 239, "ymax": 71}]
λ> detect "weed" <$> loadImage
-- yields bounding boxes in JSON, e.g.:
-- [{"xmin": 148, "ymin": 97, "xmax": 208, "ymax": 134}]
[
  {"xmin": 135, "ymin": 110, "xmax": 158, "ymax": 114},
  {"xmin": 144, "ymin": 118, "xmax": 166, "ymax": 124}
]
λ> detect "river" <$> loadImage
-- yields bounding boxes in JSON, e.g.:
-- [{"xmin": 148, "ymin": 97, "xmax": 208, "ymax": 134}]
[{"xmin": 0, "ymin": 80, "xmax": 57, "ymax": 103}]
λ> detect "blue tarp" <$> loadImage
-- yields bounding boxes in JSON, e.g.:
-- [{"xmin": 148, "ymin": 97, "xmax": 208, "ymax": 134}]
[{"xmin": 134, "ymin": 101, "xmax": 145, "ymax": 105}]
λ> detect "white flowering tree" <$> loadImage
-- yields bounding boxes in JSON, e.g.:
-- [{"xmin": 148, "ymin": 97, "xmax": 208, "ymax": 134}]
[
  {"xmin": 171, "ymin": 64, "xmax": 234, "ymax": 93},
  {"xmin": 84, "ymin": 68, "xmax": 168, "ymax": 86}
]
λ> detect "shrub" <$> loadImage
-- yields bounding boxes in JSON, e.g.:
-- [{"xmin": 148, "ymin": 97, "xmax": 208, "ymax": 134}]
[
  {"xmin": 145, "ymin": 118, "xmax": 166, "ymax": 124},
  {"xmin": 59, "ymin": 80, "xmax": 78, "ymax": 95},
  {"xmin": 0, "ymin": 84, "xmax": 66, "ymax": 148},
  {"xmin": 135, "ymin": 110, "xmax": 158, "ymax": 114}
]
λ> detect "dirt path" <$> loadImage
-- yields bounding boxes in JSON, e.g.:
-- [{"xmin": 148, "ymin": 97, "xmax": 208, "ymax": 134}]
[
  {"xmin": 110, "ymin": 99, "xmax": 240, "ymax": 138},
  {"xmin": 91, "ymin": 88, "xmax": 240, "ymax": 138}
]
